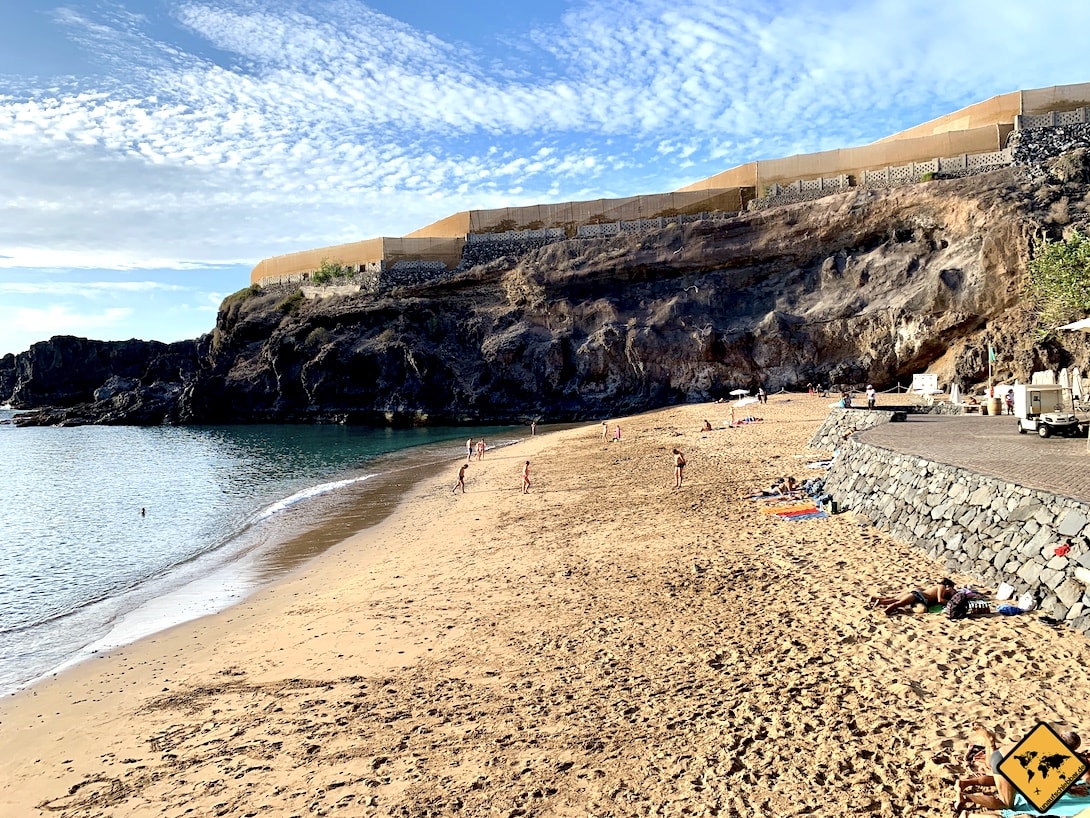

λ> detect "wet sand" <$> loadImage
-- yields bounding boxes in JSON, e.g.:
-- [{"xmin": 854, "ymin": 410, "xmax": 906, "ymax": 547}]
[{"xmin": 3, "ymin": 396, "xmax": 1090, "ymax": 817}]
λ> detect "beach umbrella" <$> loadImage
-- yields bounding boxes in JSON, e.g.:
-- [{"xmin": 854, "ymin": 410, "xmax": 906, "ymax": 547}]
[
  {"xmin": 950, "ymin": 383, "xmax": 961, "ymax": 404},
  {"xmin": 729, "ymin": 388, "xmax": 749, "ymax": 396},
  {"xmin": 1073, "ymin": 367, "xmax": 1084, "ymax": 400},
  {"xmin": 1060, "ymin": 367, "xmax": 1071, "ymax": 389}
]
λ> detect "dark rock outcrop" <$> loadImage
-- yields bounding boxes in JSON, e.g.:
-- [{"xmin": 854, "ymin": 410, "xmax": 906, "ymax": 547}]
[
  {"xmin": 3, "ymin": 336, "xmax": 199, "ymax": 425},
  {"xmin": 6, "ymin": 152, "xmax": 1090, "ymax": 426}
]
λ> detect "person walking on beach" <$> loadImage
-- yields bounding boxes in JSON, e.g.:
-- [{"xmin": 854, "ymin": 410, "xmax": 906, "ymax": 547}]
[
  {"xmin": 453, "ymin": 463, "xmax": 468, "ymax": 493},
  {"xmin": 602, "ymin": 420, "xmax": 609, "ymax": 440},
  {"xmin": 614, "ymin": 425, "xmax": 621, "ymax": 443},
  {"xmin": 530, "ymin": 421, "xmax": 537, "ymax": 436},
  {"xmin": 466, "ymin": 438, "xmax": 473, "ymax": 462},
  {"xmin": 672, "ymin": 449, "xmax": 686, "ymax": 489},
  {"xmin": 476, "ymin": 439, "xmax": 486, "ymax": 460},
  {"xmin": 522, "ymin": 460, "xmax": 531, "ymax": 494}
]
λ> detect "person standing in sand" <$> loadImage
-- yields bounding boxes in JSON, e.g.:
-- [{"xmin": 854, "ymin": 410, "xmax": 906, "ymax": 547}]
[
  {"xmin": 466, "ymin": 438, "xmax": 473, "ymax": 462},
  {"xmin": 531, "ymin": 421, "xmax": 537, "ymax": 436},
  {"xmin": 672, "ymin": 449, "xmax": 686, "ymax": 489},
  {"xmin": 522, "ymin": 461, "xmax": 531, "ymax": 494},
  {"xmin": 614, "ymin": 425, "xmax": 621, "ymax": 443},
  {"xmin": 602, "ymin": 420, "xmax": 609, "ymax": 439},
  {"xmin": 453, "ymin": 463, "xmax": 468, "ymax": 493},
  {"xmin": 476, "ymin": 439, "xmax": 486, "ymax": 460}
]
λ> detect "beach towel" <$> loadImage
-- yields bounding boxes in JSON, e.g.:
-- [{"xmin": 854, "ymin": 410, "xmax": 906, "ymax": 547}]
[
  {"xmin": 778, "ymin": 510, "xmax": 828, "ymax": 521},
  {"xmin": 1000, "ymin": 790, "xmax": 1090, "ymax": 816},
  {"xmin": 760, "ymin": 502, "xmax": 827, "ymax": 521},
  {"xmin": 759, "ymin": 502, "xmax": 815, "ymax": 515}
]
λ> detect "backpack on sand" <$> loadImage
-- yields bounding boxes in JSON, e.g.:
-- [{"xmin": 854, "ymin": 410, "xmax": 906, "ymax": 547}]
[{"xmin": 945, "ymin": 589, "xmax": 974, "ymax": 620}]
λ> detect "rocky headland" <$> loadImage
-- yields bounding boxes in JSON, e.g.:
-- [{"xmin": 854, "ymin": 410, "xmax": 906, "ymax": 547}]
[{"xmin": 4, "ymin": 146, "xmax": 1090, "ymax": 426}]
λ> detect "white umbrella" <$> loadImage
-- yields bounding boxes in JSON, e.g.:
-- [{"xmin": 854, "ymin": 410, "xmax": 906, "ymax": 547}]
[
  {"xmin": 950, "ymin": 383, "xmax": 961, "ymax": 404},
  {"xmin": 1073, "ymin": 367, "xmax": 1083, "ymax": 400},
  {"xmin": 729, "ymin": 389, "xmax": 750, "ymax": 396},
  {"xmin": 1060, "ymin": 367, "xmax": 1071, "ymax": 389}
]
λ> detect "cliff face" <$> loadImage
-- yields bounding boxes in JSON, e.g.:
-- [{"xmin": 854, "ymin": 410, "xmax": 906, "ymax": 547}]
[
  {"xmin": 1, "ymin": 336, "xmax": 200, "ymax": 425},
  {"xmin": 4, "ymin": 157, "xmax": 1090, "ymax": 426}
]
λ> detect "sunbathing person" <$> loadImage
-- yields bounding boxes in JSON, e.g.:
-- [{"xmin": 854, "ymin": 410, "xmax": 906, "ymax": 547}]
[
  {"xmin": 868, "ymin": 578, "xmax": 955, "ymax": 615},
  {"xmin": 744, "ymin": 476, "xmax": 799, "ymax": 498},
  {"xmin": 956, "ymin": 722, "xmax": 1088, "ymax": 813}
]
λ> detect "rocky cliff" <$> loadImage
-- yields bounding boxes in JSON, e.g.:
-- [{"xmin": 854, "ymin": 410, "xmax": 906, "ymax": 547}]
[{"xmin": 4, "ymin": 151, "xmax": 1090, "ymax": 426}]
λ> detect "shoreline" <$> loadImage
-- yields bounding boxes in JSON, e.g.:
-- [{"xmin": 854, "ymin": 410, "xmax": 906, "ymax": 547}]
[
  {"xmin": 4, "ymin": 398, "xmax": 1090, "ymax": 816},
  {"xmin": 1, "ymin": 431, "xmax": 521, "ymax": 697}
]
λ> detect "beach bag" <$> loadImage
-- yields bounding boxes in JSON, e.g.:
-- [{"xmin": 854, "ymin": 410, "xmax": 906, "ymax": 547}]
[{"xmin": 945, "ymin": 589, "xmax": 974, "ymax": 620}]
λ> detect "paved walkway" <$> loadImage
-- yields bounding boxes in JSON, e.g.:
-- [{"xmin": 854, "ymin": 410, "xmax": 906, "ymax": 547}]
[{"xmin": 857, "ymin": 413, "xmax": 1090, "ymax": 503}]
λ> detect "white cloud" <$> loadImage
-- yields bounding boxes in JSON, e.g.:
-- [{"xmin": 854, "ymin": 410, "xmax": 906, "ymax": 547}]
[
  {"xmin": 0, "ymin": 281, "xmax": 187, "ymax": 296},
  {"xmin": 1, "ymin": 0, "xmax": 1088, "ymax": 275},
  {"xmin": 7, "ymin": 304, "xmax": 133, "ymax": 336}
]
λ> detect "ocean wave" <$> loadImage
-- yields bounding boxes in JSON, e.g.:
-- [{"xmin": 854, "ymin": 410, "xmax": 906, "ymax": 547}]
[{"xmin": 252, "ymin": 473, "xmax": 378, "ymax": 522}]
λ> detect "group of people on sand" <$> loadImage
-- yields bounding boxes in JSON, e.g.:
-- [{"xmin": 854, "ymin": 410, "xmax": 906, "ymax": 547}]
[
  {"xmin": 453, "ymin": 450, "xmax": 532, "ymax": 495},
  {"xmin": 742, "ymin": 475, "xmax": 799, "ymax": 499},
  {"xmin": 465, "ymin": 438, "xmax": 488, "ymax": 462},
  {"xmin": 954, "ymin": 722, "xmax": 1090, "ymax": 815}
]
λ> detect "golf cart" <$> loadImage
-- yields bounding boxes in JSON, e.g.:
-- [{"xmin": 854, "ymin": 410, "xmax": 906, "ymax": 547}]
[{"xmin": 1012, "ymin": 385, "xmax": 1082, "ymax": 438}]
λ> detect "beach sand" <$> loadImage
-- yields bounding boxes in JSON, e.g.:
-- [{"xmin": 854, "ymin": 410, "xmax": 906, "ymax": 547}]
[{"xmin": 3, "ymin": 396, "xmax": 1090, "ymax": 817}]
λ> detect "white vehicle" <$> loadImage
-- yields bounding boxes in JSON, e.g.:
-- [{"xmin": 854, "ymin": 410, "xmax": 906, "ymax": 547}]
[{"xmin": 1012, "ymin": 385, "xmax": 1082, "ymax": 438}]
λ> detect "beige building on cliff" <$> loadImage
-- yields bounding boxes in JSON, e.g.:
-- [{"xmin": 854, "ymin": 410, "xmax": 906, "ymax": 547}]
[{"xmin": 250, "ymin": 82, "xmax": 1090, "ymax": 288}]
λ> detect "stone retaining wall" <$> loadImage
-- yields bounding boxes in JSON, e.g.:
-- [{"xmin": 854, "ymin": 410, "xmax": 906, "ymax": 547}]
[
  {"xmin": 1010, "ymin": 123, "xmax": 1090, "ymax": 168},
  {"xmin": 818, "ymin": 427, "xmax": 1090, "ymax": 635},
  {"xmin": 808, "ymin": 408, "xmax": 904, "ymax": 450}
]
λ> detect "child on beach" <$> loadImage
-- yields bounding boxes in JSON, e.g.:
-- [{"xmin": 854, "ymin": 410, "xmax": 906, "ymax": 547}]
[
  {"xmin": 522, "ymin": 461, "xmax": 531, "ymax": 494},
  {"xmin": 453, "ymin": 463, "xmax": 468, "ymax": 493}
]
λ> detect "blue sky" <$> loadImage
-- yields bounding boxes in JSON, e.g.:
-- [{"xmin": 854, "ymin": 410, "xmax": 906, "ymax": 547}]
[{"xmin": 0, "ymin": 0, "xmax": 1087, "ymax": 356}]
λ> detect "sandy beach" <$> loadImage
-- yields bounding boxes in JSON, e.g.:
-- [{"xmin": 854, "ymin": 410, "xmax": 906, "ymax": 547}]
[{"xmin": 3, "ymin": 395, "xmax": 1090, "ymax": 817}]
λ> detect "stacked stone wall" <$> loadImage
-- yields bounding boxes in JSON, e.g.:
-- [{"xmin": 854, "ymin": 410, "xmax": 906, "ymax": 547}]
[
  {"xmin": 808, "ymin": 408, "xmax": 905, "ymax": 450},
  {"xmin": 1010, "ymin": 123, "xmax": 1090, "ymax": 167},
  {"xmin": 460, "ymin": 232, "xmax": 568, "ymax": 268},
  {"xmin": 818, "ymin": 430, "xmax": 1090, "ymax": 635}
]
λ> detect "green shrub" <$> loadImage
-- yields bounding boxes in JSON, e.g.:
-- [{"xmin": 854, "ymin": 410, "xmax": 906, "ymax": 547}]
[
  {"xmin": 1026, "ymin": 228, "xmax": 1090, "ymax": 336},
  {"xmin": 277, "ymin": 290, "xmax": 305, "ymax": 314},
  {"xmin": 312, "ymin": 258, "xmax": 348, "ymax": 284},
  {"xmin": 222, "ymin": 283, "xmax": 263, "ymax": 308},
  {"xmin": 304, "ymin": 327, "xmax": 332, "ymax": 348}
]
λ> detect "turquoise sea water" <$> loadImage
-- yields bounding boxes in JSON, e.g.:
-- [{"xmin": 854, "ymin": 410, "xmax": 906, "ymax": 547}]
[{"xmin": 0, "ymin": 411, "xmax": 518, "ymax": 695}]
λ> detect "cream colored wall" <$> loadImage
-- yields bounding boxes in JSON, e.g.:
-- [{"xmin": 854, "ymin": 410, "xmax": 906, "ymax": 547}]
[
  {"xmin": 1022, "ymin": 83, "xmax": 1090, "ymax": 115},
  {"xmin": 250, "ymin": 237, "xmax": 464, "ymax": 285},
  {"xmin": 678, "ymin": 125, "xmax": 1006, "ymax": 193},
  {"xmin": 252, "ymin": 82, "xmax": 1089, "ymax": 283},
  {"xmin": 872, "ymin": 91, "xmax": 1021, "ymax": 143}
]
